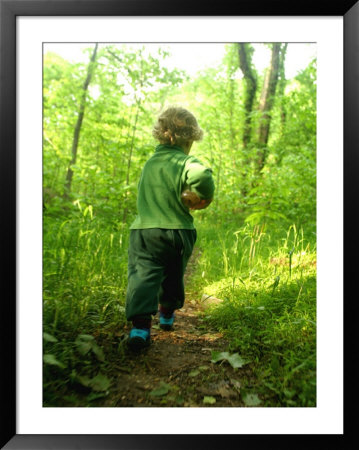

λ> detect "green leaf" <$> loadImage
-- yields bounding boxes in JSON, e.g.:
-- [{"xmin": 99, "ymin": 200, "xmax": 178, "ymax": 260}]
[
  {"xmin": 211, "ymin": 351, "xmax": 246, "ymax": 369},
  {"xmin": 271, "ymin": 355, "xmax": 280, "ymax": 371},
  {"xmin": 243, "ymin": 393, "xmax": 262, "ymax": 406},
  {"xmin": 43, "ymin": 354, "xmax": 65, "ymax": 369},
  {"xmin": 176, "ymin": 395, "xmax": 185, "ymax": 405},
  {"xmin": 211, "ymin": 351, "xmax": 230, "ymax": 363},
  {"xmin": 88, "ymin": 373, "xmax": 111, "ymax": 392},
  {"xmin": 203, "ymin": 396, "xmax": 216, "ymax": 405},
  {"xmin": 226, "ymin": 354, "xmax": 246, "ymax": 369},
  {"xmin": 76, "ymin": 375, "xmax": 92, "ymax": 388},
  {"xmin": 149, "ymin": 382, "xmax": 171, "ymax": 397},
  {"xmin": 74, "ymin": 335, "xmax": 105, "ymax": 360},
  {"xmin": 75, "ymin": 339, "xmax": 92, "ymax": 355},
  {"xmin": 188, "ymin": 369, "xmax": 200, "ymax": 377},
  {"xmin": 284, "ymin": 389, "xmax": 296, "ymax": 399},
  {"xmin": 77, "ymin": 334, "xmax": 95, "ymax": 341},
  {"xmin": 87, "ymin": 392, "xmax": 108, "ymax": 402},
  {"xmin": 91, "ymin": 343, "xmax": 105, "ymax": 362},
  {"xmin": 43, "ymin": 332, "xmax": 58, "ymax": 343}
]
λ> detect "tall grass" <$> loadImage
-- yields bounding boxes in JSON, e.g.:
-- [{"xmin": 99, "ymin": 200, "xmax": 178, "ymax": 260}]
[
  {"xmin": 190, "ymin": 218, "xmax": 316, "ymax": 406},
  {"xmin": 43, "ymin": 210, "xmax": 129, "ymax": 334},
  {"xmin": 43, "ymin": 208, "xmax": 130, "ymax": 405},
  {"xmin": 43, "ymin": 207, "xmax": 316, "ymax": 407}
]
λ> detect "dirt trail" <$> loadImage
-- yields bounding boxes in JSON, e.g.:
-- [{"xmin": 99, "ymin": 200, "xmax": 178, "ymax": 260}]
[{"xmin": 102, "ymin": 250, "xmax": 249, "ymax": 408}]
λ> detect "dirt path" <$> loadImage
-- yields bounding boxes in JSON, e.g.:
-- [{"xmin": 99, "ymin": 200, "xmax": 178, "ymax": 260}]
[{"xmin": 102, "ymin": 250, "xmax": 250, "ymax": 408}]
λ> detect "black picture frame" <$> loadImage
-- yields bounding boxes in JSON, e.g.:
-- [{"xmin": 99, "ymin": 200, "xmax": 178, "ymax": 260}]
[{"xmin": 1, "ymin": 0, "xmax": 356, "ymax": 448}]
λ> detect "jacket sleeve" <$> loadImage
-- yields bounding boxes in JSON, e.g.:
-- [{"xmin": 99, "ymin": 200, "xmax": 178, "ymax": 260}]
[{"xmin": 182, "ymin": 156, "xmax": 215, "ymax": 200}]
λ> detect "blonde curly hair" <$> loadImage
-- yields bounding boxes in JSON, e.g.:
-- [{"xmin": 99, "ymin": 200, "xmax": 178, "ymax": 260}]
[{"xmin": 152, "ymin": 106, "xmax": 204, "ymax": 147}]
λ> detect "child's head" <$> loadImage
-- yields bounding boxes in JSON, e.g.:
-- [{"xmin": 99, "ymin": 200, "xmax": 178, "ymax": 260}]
[{"xmin": 152, "ymin": 106, "xmax": 203, "ymax": 149}]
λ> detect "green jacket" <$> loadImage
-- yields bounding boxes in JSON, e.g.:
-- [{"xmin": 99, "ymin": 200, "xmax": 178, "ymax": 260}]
[{"xmin": 130, "ymin": 144, "xmax": 215, "ymax": 230}]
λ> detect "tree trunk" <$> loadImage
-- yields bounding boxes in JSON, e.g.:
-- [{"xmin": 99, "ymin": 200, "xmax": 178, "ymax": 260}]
[
  {"xmin": 237, "ymin": 43, "xmax": 258, "ymax": 199},
  {"xmin": 238, "ymin": 43, "xmax": 257, "ymax": 150},
  {"xmin": 122, "ymin": 53, "xmax": 144, "ymax": 223},
  {"xmin": 64, "ymin": 43, "xmax": 98, "ymax": 197},
  {"xmin": 278, "ymin": 44, "xmax": 288, "ymax": 133},
  {"xmin": 275, "ymin": 43, "xmax": 289, "ymax": 166},
  {"xmin": 255, "ymin": 43, "xmax": 281, "ymax": 172},
  {"xmin": 122, "ymin": 100, "xmax": 141, "ymax": 223},
  {"xmin": 228, "ymin": 79, "xmax": 236, "ymax": 164}
]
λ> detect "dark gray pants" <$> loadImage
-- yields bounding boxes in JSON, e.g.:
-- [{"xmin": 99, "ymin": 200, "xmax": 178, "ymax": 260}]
[{"xmin": 125, "ymin": 228, "xmax": 197, "ymax": 321}]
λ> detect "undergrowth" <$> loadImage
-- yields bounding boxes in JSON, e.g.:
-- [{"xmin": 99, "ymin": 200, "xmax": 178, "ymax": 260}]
[
  {"xmin": 43, "ymin": 208, "xmax": 129, "ymax": 406},
  {"xmin": 43, "ymin": 208, "xmax": 316, "ymax": 407},
  {"xmin": 191, "ymin": 218, "xmax": 316, "ymax": 406}
]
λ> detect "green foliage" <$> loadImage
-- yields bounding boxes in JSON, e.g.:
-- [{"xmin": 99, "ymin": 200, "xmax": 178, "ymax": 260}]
[
  {"xmin": 43, "ymin": 43, "xmax": 316, "ymax": 407},
  {"xmin": 149, "ymin": 382, "xmax": 171, "ymax": 397},
  {"xmin": 211, "ymin": 351, "xmax": 247, "ymax": 369},
  {"xmin": 242, "ymin": 392, "xmax": 262, "ymax": 407},
  {"xmin": 43, "ymin": 44, "xmax": 186, "ymax": 219},
  {"xmin": 203, "ymin": 396, "xmax": 216, "ymax": 405},
  {"xmin": 193, "ymin": 220, "xmax": 316, "ymax": 407},
  {"xmin": 241, "ymin": 59, "xmax": 316, "ymax": 229},
  {"xmin": 43, "ymin": 212, "xmax": 128, "ymax": 333}
]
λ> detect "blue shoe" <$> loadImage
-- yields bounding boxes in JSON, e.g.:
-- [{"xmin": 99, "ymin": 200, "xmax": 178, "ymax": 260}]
[
  {"xmin": 127, "ymin": 328, "xmax": 150, "ymax": 351},
  {"xmin": 159, "ymin": 312, "xmax": 175, "ymax": 331}
]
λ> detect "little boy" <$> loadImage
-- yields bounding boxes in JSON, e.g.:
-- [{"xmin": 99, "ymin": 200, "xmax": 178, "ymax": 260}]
[{"xmin": 125, "ymin": 106, "xmax": 215, "ymax": 351}]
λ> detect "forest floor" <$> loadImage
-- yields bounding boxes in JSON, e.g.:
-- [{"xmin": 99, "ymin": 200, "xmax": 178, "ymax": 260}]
[{"xmin": 101, "ymin": 249, "xmax": 252, "ymax": 408}]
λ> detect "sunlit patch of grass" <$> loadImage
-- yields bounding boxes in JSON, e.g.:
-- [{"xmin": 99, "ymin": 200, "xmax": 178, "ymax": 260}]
[{"xmin": 189, "ymin": 220, "xmax": 316, "ymax": 407}]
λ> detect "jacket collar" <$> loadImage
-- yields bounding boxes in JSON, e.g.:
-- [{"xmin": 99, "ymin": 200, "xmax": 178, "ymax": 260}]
[{"xmin": 155, "ymin": 144, "xmax": 185, "ymax": 153}]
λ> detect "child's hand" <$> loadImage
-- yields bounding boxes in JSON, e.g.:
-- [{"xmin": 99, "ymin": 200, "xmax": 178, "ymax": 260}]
[{"xmin": 181, "ymin": 190, "xmax": 212, "ymax": 210}]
